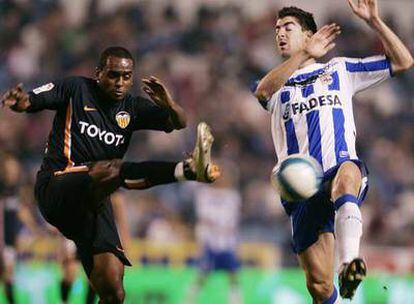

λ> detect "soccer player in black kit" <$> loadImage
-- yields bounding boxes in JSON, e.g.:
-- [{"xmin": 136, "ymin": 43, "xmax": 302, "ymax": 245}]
[{"xmin": 1, "ymin": 46, "xmax": 220, "ymax": 303}]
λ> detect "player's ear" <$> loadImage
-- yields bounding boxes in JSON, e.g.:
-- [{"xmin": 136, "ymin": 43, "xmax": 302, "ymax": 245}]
[{"xmin": 95, "ymin": 67, "xmax": 102, "ymax": 79}]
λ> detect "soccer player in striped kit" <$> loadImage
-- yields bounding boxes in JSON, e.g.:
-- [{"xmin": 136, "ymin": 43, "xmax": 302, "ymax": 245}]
[
  {"xmin": 253, "ymin": 1, "xmax": 413, "ymax": 303},
  {"xmin": 186, "ymin": 162, "xmax": 242, "ymax": 304}
]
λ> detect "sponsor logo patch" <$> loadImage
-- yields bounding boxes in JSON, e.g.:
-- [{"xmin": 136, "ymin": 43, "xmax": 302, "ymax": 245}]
[
  {"xmin": 33, "ymin": 83, "xmax": 55, "ymax": 94},
  {"xmin": 79, "ymin": 121, "xmax": 124, "ymax": 146}
]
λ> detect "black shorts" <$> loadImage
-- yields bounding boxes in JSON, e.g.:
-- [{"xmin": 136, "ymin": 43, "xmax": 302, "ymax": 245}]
[{"xmin": 34, "ymin": 170, "xmax": 131, "ymax": 276}]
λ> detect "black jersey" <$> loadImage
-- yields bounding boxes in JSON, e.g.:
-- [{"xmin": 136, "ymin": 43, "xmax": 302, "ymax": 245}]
[{"xmin": 28, "ymin": 76, "xmax": 172, "ymax": 172}]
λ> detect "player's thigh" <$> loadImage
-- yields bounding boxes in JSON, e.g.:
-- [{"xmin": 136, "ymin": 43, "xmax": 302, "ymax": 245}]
[
  {"xmin": 331, "ymin": 161, "xmax": 362, "ymax": 200},
  {"xmin": 39, "ymin": 171, "xmax": 93, "ymax": 224},
  {"xmin": 75, "ymin": 199, "xmax": 131, "ymax": 277},
  {"xmin": 89, "ymin": 252, "xmax": 125, "ymax": 300},
  {"xmin": 298, "ymin": 232, "xmax": 335, "ymax": 288}
]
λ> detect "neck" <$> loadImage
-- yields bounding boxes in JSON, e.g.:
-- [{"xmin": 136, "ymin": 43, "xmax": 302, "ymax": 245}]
[
  {"xmin": 299, "ymin": 57, "xmax": 316, "ymax": 69},
  {"xmin": 96, "ymin": 83, "xmax": 119, "ymax": 103}
]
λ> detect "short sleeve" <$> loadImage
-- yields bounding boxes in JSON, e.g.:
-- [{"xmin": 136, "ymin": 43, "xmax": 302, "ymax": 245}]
[
  {"xmin": 342, "ymin": 55, "xmax": 393, "ymax": 94},
  {"xmin": 27, "ymin": 77, "xmax": 80, "ymax": 112},
  {"xmin": 250, "ymin": 78, "xmax": 279, "ymax": 112},
  {"xmin": 132, "ymin": 97, "xmax": 173, "ymax": 132}
]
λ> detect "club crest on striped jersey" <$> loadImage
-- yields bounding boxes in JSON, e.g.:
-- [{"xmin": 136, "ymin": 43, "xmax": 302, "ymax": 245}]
[
  {"xmin": 115, "ymin": 111, "xmax": 130, "ymax": 129},
  {"xmin": 319, "ymin": 64, "xmax": 335, "ymax": 85},
  {"xmin": 320, "ymin": 72, "xmax": 333, "ymax": 85}
]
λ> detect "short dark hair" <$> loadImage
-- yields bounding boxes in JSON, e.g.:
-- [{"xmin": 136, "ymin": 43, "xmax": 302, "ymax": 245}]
[
  {"xmin": 97, "ymin": 46, "xmax": 135, "ymax": 70},
  {"xmin": 278, "ymin": 7, "xmax": 317, "ymax": 34}
]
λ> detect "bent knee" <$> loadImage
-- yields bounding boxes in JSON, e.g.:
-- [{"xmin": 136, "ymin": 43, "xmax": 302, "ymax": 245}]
[
  {"xmin": 99, "ymin": 286, "xmax": 125, "ymax": 304},
  {"xmin": 94, "ymin": 275, "xmax": 125, "ymax": 304},
  {"xmin": 331, "ymin": 162, "xmax": 362, "ymax": 199},
  {"xmin": 307, "ymin": 279, "xmax": 334, "ymax": 302},
  {"xmin": 88, "ymin": 160, "xmax": 122, "ymax": 181}
]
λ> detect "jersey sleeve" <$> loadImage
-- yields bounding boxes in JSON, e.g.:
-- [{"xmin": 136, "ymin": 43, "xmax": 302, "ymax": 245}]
[
  {"xmin": 342, "ymin": 55, "xmax": 393, "ymax": 94},
  {"xmin": 250, "ymin": 79, "xmax": 279, "ymax": 112},
  {"xmin": 132, "ymin": 97, "xmax": 173, "ymax": 132},
  {"xmin": 27, "ymin": 77, "xmax": 79, "ymax": 112}
]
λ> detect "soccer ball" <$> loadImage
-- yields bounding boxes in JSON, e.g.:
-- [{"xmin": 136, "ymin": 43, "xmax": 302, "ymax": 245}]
[{"xmin": 271, "ymin": 154, "xmax": 323, "ymax": 202}]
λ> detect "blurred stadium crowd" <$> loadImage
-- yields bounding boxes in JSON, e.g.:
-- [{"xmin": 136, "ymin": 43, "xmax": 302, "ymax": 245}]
[{"xmin": 0, "ymin": 0, "xmax": 413, "ymax": 267}]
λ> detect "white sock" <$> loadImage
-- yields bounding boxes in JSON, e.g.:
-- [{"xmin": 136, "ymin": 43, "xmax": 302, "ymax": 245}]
[
  {"xmin": 335, "ymin": 201, "xmax": 362, "ymax": 265},
  {"xmin": 185, "ymin": 281, "xmax": 201, "ymax": 304},
  {"xmin": 322, "ymin": 286, "xmax": 341, "ymax": 304},
  {"xmin": 229, "ymin": 285, "xmax": 243, "ymax": 304},
  {"xmin": 174, "ymin": 161, "xmax": 186, "ymax": 181}
]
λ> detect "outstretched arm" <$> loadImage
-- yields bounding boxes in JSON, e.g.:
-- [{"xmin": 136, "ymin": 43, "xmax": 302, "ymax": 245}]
[
  {"xmin": 142, "ymin": 76, "xmax": 187, "ymax": 130},
  {"xmin": 254, "ymin": 24, "xmax": 341, "ymax": 103},
  {"xmin": 3, "ymin": 78, "xmax": 75, "ymax": 113},
  {"xmin": 348, "ymin": 0, "xmax": 413, "ymax": 74},
  {"xmin": 1, "ymin": 84, "xmax": 31, "ymax": 112}
]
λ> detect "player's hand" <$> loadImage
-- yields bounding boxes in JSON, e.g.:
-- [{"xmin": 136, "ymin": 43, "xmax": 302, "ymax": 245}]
[
  {"xmin": 142, "ymin": 76, "xmax": 174, "ymax": 110},
  {"xmin": 348, "ymin": 0, "xmax": 380, "ymax": 24},
  {"xmin": 1, "ymin": 83, "xmax": 30, "ymax": 112},
  {"xmin": 305, "ymin": 23, "xmax": 341, "ymax": 59}
]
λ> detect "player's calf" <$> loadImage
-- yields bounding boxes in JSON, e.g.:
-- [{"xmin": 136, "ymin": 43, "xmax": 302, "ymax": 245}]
[
  {"xmin": 306, "ymin": 277, "xmax": 334, "ymax": 303},
  {"xmin": 120, "ymin": 122, "xmax": 220, "ymax": 189},
  {"xmin": 119, "ymin": 158, "xmax": 219, "ymax": 190},
  {"xmin": 331, "ymin": 161, "xmax": 365, "ymax": 300}
]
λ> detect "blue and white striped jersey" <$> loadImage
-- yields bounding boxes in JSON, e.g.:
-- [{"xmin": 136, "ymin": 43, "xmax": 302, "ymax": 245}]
[
  {"xmin": 263, "ymin": 55, "xmax": 392, "ymax": 172},
  {"xmin": 195, "ymin": 186, "xmax": 241, "ymax": 251}
]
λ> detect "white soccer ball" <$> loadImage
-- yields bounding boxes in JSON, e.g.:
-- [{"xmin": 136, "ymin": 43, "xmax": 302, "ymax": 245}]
[{"xmin": 271, "ymin": 154, "xmax": 323, "ymax": 202}]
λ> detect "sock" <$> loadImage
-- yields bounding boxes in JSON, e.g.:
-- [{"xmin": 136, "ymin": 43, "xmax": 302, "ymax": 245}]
[
  {"xmin": 174, "ymin": 161, "xmax": 185, "ymax": 181},
  {"xmin": 5, "ymin": 282, "xmax": 14, "ymax": 304},
  {"xmin": 185, "ymin": 280, "xmax": 201, "ymax": 304},
  {"xmin": 323, "ymin": 286, "xmax": 340, "ymax": 304},
  {"xmin": 120, "ymin": 161, "xmax": 178, "ymax": 189},
  {"xmin": 229, "ymin": 284, "xmax": 243, "ymax": 304},
  {"xmin": 175, "ymin": 160, "xmax": 197, "ymax": 181},
  {"xmin": 334, "ymin": 194, "xmax": 362, "ymax": 265},
  {"xmin": 60, "ymin": 280, "xmax": 72, "ymax": 302},
  {"xmin": 86, "ymin": 284, "xmax": 96, "ymax": 304}
]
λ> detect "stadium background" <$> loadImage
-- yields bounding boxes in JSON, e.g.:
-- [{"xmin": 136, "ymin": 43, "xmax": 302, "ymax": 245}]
[{"xmin": 0, "ymin": 0, "xmax": 414, "ymax": 303}]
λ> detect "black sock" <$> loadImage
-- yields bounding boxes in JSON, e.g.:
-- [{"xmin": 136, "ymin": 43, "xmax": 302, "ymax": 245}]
[
  {"xmin": 120, "ymin": 161, "xmax": 178, "ymax": 189},
  {"xmin": 60, "ymin": 280, "xmax": 72, "ymax": 302},
  {"xmin": 183, "ymin": 159, "xmax": 197, "ymax": 180},
  {"xmin": 5, "ymin": 282, "xmax": 14, "ymax": 304},
  {"xmin": 86, "ymin": 284, "xmax": 96, "ymax": 304}
]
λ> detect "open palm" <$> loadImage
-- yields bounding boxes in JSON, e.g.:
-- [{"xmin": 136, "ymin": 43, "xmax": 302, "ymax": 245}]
[
  {"xmin": 348, "ymin": 0, "xmax": 379, "ymax": 23},
  {"xmin": 1, "ymin": 83, "xmax": 30, "ymax": 112},
  {"xmin": 142, "ymin": 76, "xmax": 173, "ymax": 109},
  {"xmin": 305, "ymin": 24, "xmax": 341, "ymax": 59}
]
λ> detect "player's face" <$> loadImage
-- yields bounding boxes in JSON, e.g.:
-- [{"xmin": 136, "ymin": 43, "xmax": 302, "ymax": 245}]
[
  {"xmin": 97, "ymin": 56, "xmax": 134, "ymax": 101},
  {"xmin": 275, "ymin": 16, "xmax": 311, "ymax": 58}
]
